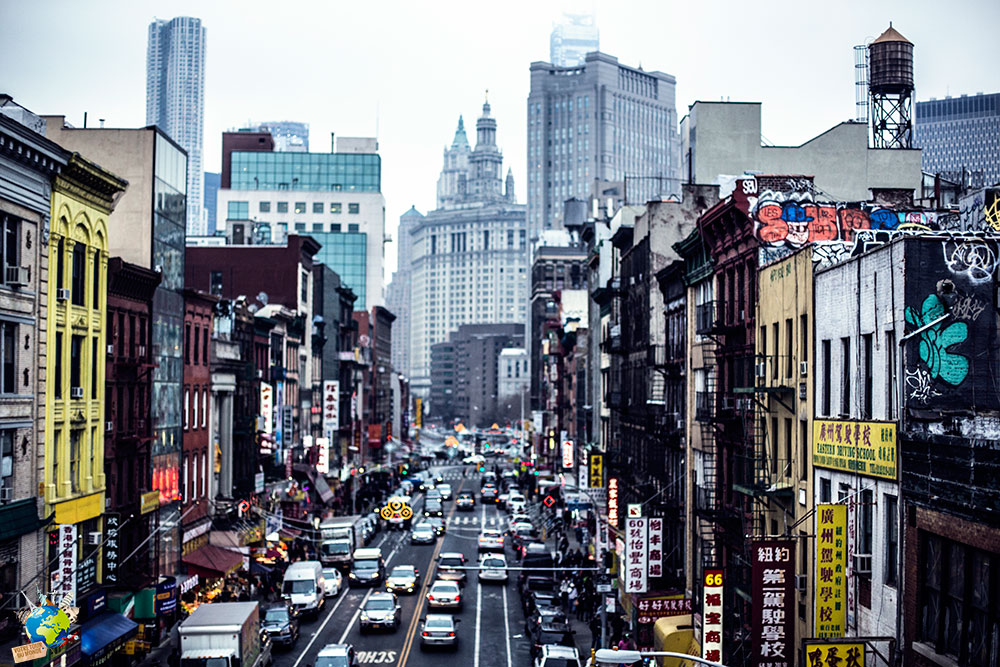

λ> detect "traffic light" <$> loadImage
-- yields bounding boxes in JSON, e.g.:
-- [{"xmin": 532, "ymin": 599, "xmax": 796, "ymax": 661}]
[
  {"xmin": 478, "ymin": 465, "xmax": 485, "ymax": 473},
  {"xmin": 401, "ymin": 464, "xmax": 409, "ymax": 476}
]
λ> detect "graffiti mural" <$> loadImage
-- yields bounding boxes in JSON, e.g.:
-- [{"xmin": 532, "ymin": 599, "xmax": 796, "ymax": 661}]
[
  {"xmin": 904, "ymin": 237, "xmax": 999, "ymax": 411},
  {"xmin": 811, "ymin": 242, "xmax": 853, "ymax": 269}
]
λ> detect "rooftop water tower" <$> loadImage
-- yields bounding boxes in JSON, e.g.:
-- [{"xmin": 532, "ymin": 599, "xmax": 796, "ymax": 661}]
[{"xmin": 868, "ymin": 23, "xmax": 914, "ymax": 148}]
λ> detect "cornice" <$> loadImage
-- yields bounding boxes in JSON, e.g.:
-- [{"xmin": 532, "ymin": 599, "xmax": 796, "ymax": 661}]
[{"xmin": 55, "ymin": 153, "xmax": 128, "ymax": 214}]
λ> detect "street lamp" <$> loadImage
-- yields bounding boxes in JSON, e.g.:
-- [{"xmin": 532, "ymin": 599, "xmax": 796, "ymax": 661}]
[{"xmin": 593, "ymin": 649, "xmax": 728, "ymax": 667}]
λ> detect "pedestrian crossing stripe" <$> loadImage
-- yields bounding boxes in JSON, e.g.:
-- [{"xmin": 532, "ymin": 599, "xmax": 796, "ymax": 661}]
[{"xmin": 444, "ymin": 516, "xmax": 502, "ymax": 526}]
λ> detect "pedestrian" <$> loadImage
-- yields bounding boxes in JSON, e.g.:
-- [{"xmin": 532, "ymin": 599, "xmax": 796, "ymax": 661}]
[
  {"xmin": 568, "ymin": 583, "xmax": 580, "ymax": 619},
  {"xmin": 589, "ymin": 614, "xmax": 601, "ymax": 649}
]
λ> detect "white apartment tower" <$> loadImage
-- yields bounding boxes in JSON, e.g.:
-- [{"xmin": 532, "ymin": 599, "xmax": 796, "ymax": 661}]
[{"xmin": 147, "ymin": 16, "xmax": 207, "ymax": 236}]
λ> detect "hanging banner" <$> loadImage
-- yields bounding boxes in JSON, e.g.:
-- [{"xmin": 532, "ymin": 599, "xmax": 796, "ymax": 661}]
[
  {"xmin": 813, "ymin": 420, "xmax": 896, "ymax": 480},
  {"xmin": 647, "ymin": 517, "xmax": 663, "ymax": 578},
  {"xmin": 562, "ymin": 439, "xmax": 574, "ymax": 468},
  {"xmin": 752, "ymin": 539, "xmax": 795, "ymax": 667},
  {"xmin": 607, "ymin": 477, "xmax": 619, "ymax": 527},
  {"xmin": 816, "ymin": 503, "xmax": 848, "ymax": 637},
  {"xmin": 702, "ymin": 569, "xmax": 724, "ymax": 664},
  {"xmin": 636, "ymin": 595, "xmax": 691, "ymax": 652},
  {"xmin": 323, "ymin": 381, "xmax": 339, "ymax": 436},
  {"xmin": 415, "ymin": 398, "xmax": 422, "ymax": 428},
  {"xmin": 578, "ymin": 450, "xmax": 588, "ymax": 489},
  {"xmin": 103, "ymin": 513, "xmax": 121, "ymax": 585},
  {"xmin": 274, "ymin": 381, "xmax": 284, "ymax": 465},
  {"xmin": 260, "ymin": 382, "xmax": 273, "ymax": 434},
  {"xmin": 316, "ymin": 437, "xmax": 330, "ymax": 475},
  {"xmin": 804, "ymin": 642, "xmax": 865, "ymax": 667},
  {"xmin": 624, "ymin": 517, "xmax": 648, "ymax": 594},
  {"xmin": 50, "ymin": 524, "xmax": 77, "ymax": 604},
  {"xmin": 589, "ymin": 454, "xmax": 603, "ymax": 489}
]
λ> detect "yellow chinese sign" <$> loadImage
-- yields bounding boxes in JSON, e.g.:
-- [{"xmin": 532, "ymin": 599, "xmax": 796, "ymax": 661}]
[
  {"xmin": 815, "ymin": 504, "xmax": 847, "ymax": 637},
  {"xmin": 804, "ymin": 642, "xmax": 865, "ymax": 667},
  {"xmin": 813, "ymin": 420, "xmax": 897, "ymax": 480},
  {"xmin": 414, "ymin": 398, "xmax": 422, "ymax": 428},
  {"xmin": 589, "ymin": 454, "xmax": 603, "ymax": 489}
]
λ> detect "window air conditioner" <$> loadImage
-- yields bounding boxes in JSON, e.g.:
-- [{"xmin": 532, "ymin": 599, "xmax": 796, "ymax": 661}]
[
  {"xmin": 70, "ymin": 387, "xmax": 84, "ymax": 399},
  {"xmin": 755, "ymin": 362, "xmax": 766, "ymax": 378},
  {"xmin": 107, "ymin": 344, "xmax": 114, "ymax": 355},
  {"xmin": 105, "ymin": 421, "xmax": 113, "ymax": 432},
  {"xmin": 87, "ymin": 531, "xmax": 102, "ymax": 545},
  {"xmin": 138, "ymin": 345, "xmax": 146, "ymax": 358},
  {"xmin": 0, "ymin": 487, "xmax": 11, "ymax": 502},
  {"xmin": 853, "ymin": 554, "xmax": 872, "ymax": 574},
  {"xmin": 5, "ymin": 266, "xmax": 28, "ymax": 287},
  {"xmin": 800, "ymin": 361, "xmax": 809, "ymax": 377},
  {"xmin": 57, "ymin": 288, "xmax": 70, "ymax": 301},
  {"xmin": 795, "ymin": 574, "xmax": 807, "ymax": 591}
]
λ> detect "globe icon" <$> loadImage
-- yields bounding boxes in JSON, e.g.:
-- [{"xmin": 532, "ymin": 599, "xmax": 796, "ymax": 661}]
[{"xmin": 24, "ymin": 606, "xmax": 71, "ymax": 647}]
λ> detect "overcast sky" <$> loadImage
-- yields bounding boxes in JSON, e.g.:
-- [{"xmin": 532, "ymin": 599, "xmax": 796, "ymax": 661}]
[{"xmin": 3, "ymin": 0, "xmax": 998, "ymax": 278}]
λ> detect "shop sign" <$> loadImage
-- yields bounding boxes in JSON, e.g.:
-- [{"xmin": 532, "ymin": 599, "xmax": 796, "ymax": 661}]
[
  {"xmin": 589, "ymin": 454, "xmax": 603, "ymax": 488},
  {"xmin": 414, "ymin": 398, "xmax": 422, "ymax": 428},
  {"xmin": 647, "ymin": 518, "xmax": 663, "ymax": 578},
  {"xmin": 140, "ymin": 491, "xmax": 160, "ymax": 515},
  {"xmin": 627, "ymin": 503, "xmax": 642, "ymax": 518},
  {"xmin": 274, "ymin": 381, "xmax": 284, "ymax": 464},
  {"xmin": 578, "ymin": 450, "xmax": 588, "ymax": 488},
  {"xmin": 561, "ymin": 440, "xmax": 574, "ymax": 468},
  {"xmin": 103, "ymin": 514, "xmax": 120, "ymax": 584},
  {"xmin": 50, "ymin": 524, "xmax": 77, "ymax": 604},
  {"xmin": 316, "ymin": 437, "xmax": 330, "ymax": 475},
  {"xmin": 254, "ymin": 472, "xmax": 265, "ymax": 494},
  {"xmin": 624, "ymin": 517, "xmax": 647, "ymax": 594},
  {"xmin": 813, "ymin": 420, "xmax": 896, "ymax": 480},
  {"xmin": 804, "ymin": 642, "xmax": 865, "ymax": 667},
  {"xmin": 815, "ymin": 504, "xmax": 848, "ymax": 637},
  {"xmin": 155, "ymin": 578, "xmax": 177, "ymax": 615},
  {"xmin": 322, "ymin": 381, "xmax": 339, "ymax": 436},
  {"xmin": 607, "ymin": 477, "xmax": 619, "ymax": 526},
  {"xmin": 260, "ymin": 382, "xmax": 273, "ymax": 435},
  {"xmin": 76, "ymin": 554, "xmax": 97, "ymax": 595},
  {"xmin": 636, "ymin": 595, "xmax": 691, "ymax": 652},
  {"xmin": 183, "ymin": 520, "xmax": 211, "ymax": 544},
  {"xmin": 702, "ymin": 569, "xmax": 724, "ymax": 664},
  {"xmin": 751, "ymin": 539, "xmax": 795, "ymax": 666},
  {"xmin": 11, "ymin": 642, "xmax": 47, "ymax": 663}
]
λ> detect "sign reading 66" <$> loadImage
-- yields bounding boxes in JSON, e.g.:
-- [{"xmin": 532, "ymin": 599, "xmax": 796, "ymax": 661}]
[{"xmin": 702, "ymin": 569, "xmax": 724, "ymax": 663}]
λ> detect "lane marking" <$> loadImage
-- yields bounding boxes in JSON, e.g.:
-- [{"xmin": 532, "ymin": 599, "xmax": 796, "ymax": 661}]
[
  {"xmin": 502, "ymin": 583, "xmax": 512, "ymax": 667},
  {"xmin": 290, "ymin": 583, "xmax": 359, "ymax": 667},
  {"xmin": 338, "ymin": 587, "xmax": 374, "ymax": 644},
  {"xmin": 473, "ymin": 582, "xmax": 483, "ymax": 667}
]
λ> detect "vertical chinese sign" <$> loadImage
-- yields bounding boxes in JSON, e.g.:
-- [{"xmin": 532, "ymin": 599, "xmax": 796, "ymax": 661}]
[
  {"xmin": 815, "ymin": 503, "xmax": 847, "ymax": 637},
  {"xmin": 316, "ymin": 437, "xmax": 330, "ymax": 475},
  {"xmin": 578, "ymin": 450, "xmax": 588, "ymax": 489},
  {"xmin": 647, "ymin": 518, "xmax": 663, "ymax": 578},
  {"xmin": 702, "ymin": 569, "xmax": 724, "ymax": 664},
  {"xmin": 624, "ymin": 517, "xmax": 648, "ymax": 594},
  {"xmin": 562, "ymin": 439, "xmax": 574, "ymax": 468},
  {"xmin": 414, "ymin": 397, "xmax": 422, "ymax": 428},
  {"xmin": 259, "ymin": 382, "xmax": 274, "ymax": 456},
  {"xmin": 103, "ymin": 514, "xmax": 121, "ymax": 584},
  {"xmin": 323, "ymin": 380, "xmax": 339, "ymax": 440},
  {"xmin": 589, "ymin": 454, "xmax": 603, "ymax": 489},
  {"xmin": 607, "ymin": 477, "xmax": 619, "ymax": 528},
  {"xmin": 50, "ymin": 524, "xmax": 77, "ymax": 604},
  {"xmin": 752, "ymin": 540, "xmax": 795, "ymax": 666}
]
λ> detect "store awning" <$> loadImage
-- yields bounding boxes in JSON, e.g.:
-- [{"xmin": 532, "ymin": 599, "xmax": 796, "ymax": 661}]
[
  {"xmin": 0, "ymin": 498, "xmax": 46, "ymax": 542},
  {"xmin": 292, "ymin": 464, "xmax": 335, "ymax": 505},
  {"xmin": 182, "ymin": 544, "xmax": 243, "ymax": 579},
  {"xmin": 81, "ymin": 612, "xmax": 138, "ymax": 661}
]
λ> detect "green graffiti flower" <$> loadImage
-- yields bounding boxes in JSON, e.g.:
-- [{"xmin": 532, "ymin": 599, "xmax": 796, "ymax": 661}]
[{"xmin": 904, "ymin": 294, "xmax": 969, "ymax": 386}]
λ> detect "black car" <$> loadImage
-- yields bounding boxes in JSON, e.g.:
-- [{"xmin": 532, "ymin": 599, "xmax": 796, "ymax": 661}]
[
  {"xmin": 480, "ymin": 487, "xmax": 498, "ymax": 503},
  {"xmin": 519, "ymin": 575, "xmax": 558, "ymax": 599},
  {"xmin": 528, "ymin": 621, "xmax": 575, "ymax": 661},
  {"xmin": 525, "ymin": 604, "xmax": 570, "ymax": 636},
  {"xmin": 262, "ymin": 603, "xmax": 300, "ymax": 648},
  {"xmin": 523, "ymin": 590, "xmax": 562, "ymax": 618}
]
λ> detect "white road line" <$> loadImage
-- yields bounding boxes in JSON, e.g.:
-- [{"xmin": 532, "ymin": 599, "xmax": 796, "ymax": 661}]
[
  {"xmin": 338, "ymin": 588, "xmax": 374, "ymax": 644},
  {"xmin": 290, "ymin": 585, "xmax": 357, "ymax": 667},
  {"xmin": 473, "ymin": 582, "xmax": 483, "ymax": 667},
  {"xmin": 502, "ymin": 584, "xmax": 512, "ymax": 667}
]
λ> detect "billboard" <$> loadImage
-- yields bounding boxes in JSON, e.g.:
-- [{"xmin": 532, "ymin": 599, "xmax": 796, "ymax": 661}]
[
  {"xmin": 624, "ymin": 517, "xmax": 648, "ymax": 594},
  {"xmin": 316, "ymin": 437, "xmax": 330, "ymax": 475},
  {"xmin": 751, "ymin": 540, "xmax": 795, "ymax": 667},
  {"xmin": 322, "ymin": 381, "xmax": 339, "ymax": 436},
  {"xmin": 815, "ymin": 504, "xmax": 848, "ymax": 637},
  {"xmin": 562, "ymin": 439, "xmax": 574, "ymax": 468},
  {"xmin": 813, "ymin": 420, "xmax": 896, "ymax": 480},
  {"xmin": 50, "ymin": 524, "xmax": 77, "ymax": 604}
]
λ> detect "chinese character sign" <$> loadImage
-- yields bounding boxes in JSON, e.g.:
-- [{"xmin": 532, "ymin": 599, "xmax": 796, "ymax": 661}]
[
  {"xmin": 103, "ymin": 514, "xmax": 120, "ymax": 584},
  {"xmin": 316, "ymin": 437, "xmax": 330, "ymax": 475},
  {"xmin": 260, "ymin": 382, "xmax": 273, "ymax": 435},
  {"xmin": 804, "ymin": 642, "xmax": 865, "ymax": 667},
  {"xmin": 702, "ymin": 569, "xmax": 724, "ymax": 664},
  {"xmin": 813, "ymin": 420, "xmax": 896, "ymax": 480},
  {"xmin": 635, "ymin": 596, "xmax": 691, "ymax": 652},
  {"xmin": 815, "ymin": 503, "xmax": 848, "ymax": 637},
  {"xmin": 323, "ymin": 380, "xmax": 339, "ymax": 437},
  {"xmin": 562, "ymin": 439, "xmax": 574, "ymax": 468},
  {"xmin": 50, "ymin": 524, "xmax": 77, "ymax": 604},
  {"xmin": 752, "ymin": 540, "xmax": 795, "ymax": 667},
  {"xmin": 648, "ymin": 518, "xmax": 663, "ymax": 578},
  {"xmin": 414, "ymin": 398, "xmax": 422, "ymax": 428},
  {"xmin": 579, "ymin": 450, "xmax": 588, "ymax": 489},
  {"xmin": 608, "ymin": 477, "xmax": 619, "ymax": 526},
  {"xmin": 624, "ymin": 517, "xmax": 648, "ymax": 594},
  {"xmin": 589, "ymin": 454, "xmax": 603, "ymax": 489}
]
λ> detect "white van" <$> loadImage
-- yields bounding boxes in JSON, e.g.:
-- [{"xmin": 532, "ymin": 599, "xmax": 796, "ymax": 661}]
[{"xmin": 282, "ymin": 561, "xmax": 326, "ymax": 618}]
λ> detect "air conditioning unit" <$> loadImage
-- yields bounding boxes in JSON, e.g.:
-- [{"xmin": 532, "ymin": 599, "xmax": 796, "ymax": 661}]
[
  {"xmin": 0, "ymin": 487, "xmax": 11, "ymax": 502},
  {"xmin": 800, "ymin": 361, "xmax": 809, "ymax": 377},
  {"xmin": 138, "ymin": 345, "xmax": 146, "ymax": 358},
  {"xmin": 853, "ymin": 554, "xmax": 872, "ymax": 574},
  {"xmin": 106, "ymin": 344, "xmax": 114, "ymax": 355},
  {"xmin": 87, "ymin": 531, "xmax": 102, "ymax": 546},
  {"xmin": 105, "ymin": 421, "xmax": 113, "ymax": 432},
  {"xmin": 136, "ymin": 419, "xmax": 146, "ymax": 430},
  {"xmin": 755, "ymin": 362, "xmax": 766, "ymax": 378},
  {"xmin": 56, "ymin": 288, "xmax": 70, "ymax": 301},
  {"xmin": 255, "ymin": 369, "xmax": 263, "ymax": 379},
  {"xmin": 5, "ymin": 266, "xmax": 28, "ymax": 287},
  {"xmin": 795, "ymin": 574, "xmax": 807, "ymax": 591},
  {"xmin": 675, "ymin": 568, "xmax": 685, "ymax": 579},
  {"xmin": 70, "ymin": 386, "xmax": 84, "ymax": 399}
]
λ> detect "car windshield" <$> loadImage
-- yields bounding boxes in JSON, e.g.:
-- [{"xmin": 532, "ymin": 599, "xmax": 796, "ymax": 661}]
[
  {"xmin": 282, "ymin": 580, "xmax": 314, "ymax": 594},
  {"xmin": 365, "ymin": 599, "xmax": 395, "ymax": 611},
  {"xmin": 391, "ymin": 566, "xmax": 415, "ymax": 577},
  {"xmin": 413, "ymin": 526, "xmax": 432, "ymax": 534},
  {"xmin": 440, "ymin": 557, "xmax": 463, "ymax": 567},
  {"xmin": 264, "ymin": 608, "xmax": 289, "ymax": 622},
  {"xmin": 425, "ymin": 618, "xmax": 452, "ymax": 630},
  {"xmin": 315, "ymin": 656, "xmax": 349, "ymax": 667},
  {"xmin": 323, "ymin": 569, "xmax": 339, "ymax": 579},
  {"xmin": 323, "ymin": 542, "xmax": 350, "ymax": 554},
  {"xmin": 354, "ymin": 559, "xmax": 378, "ymax": 571},
  {"xmin": 433, "ymin": 583, "xmax": 459, "ymax": 594},
  {"xmin": 459, "ymin": 494, "xmax": 472, "ymax": 499},
  {"xmin": 482, "ymin": 531, "xmax": 501, "ymax": 538},
  {"xmin": 483, "ymin": 558, "xmax": 505, "ymax": 568}
]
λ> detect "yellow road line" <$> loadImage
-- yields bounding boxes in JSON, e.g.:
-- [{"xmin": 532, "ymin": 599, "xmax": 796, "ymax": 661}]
[{"xmin": 396, "ymin": 473, "xmax": 467, "ymax": 667}]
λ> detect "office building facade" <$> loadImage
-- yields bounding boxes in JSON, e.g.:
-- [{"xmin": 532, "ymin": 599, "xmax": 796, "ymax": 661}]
[
  {"xmin": 527, "ymin": 52, "xmax": 679, "ymax": 238},
  {"xmin": 915, "ymin": 92, "xmax": 1000, "ymax": 188},
  {"xmin": 386, "ymin": 206, "xmax": 423, "ymax": 378},
  {"xmin": 146, "ymin": 16, "xmax": 206, "ymax": 236},
  {"xmin": 549, "ymin": 10, "xmax": 599, "ymax": 67}
]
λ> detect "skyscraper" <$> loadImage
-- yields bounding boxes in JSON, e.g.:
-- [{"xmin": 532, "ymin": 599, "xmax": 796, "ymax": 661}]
[
  {"xmin": 147, "ymin": 16, "xmax": 206, "ymax": 236},
  {"xmin": 915, "ymin": 92, "xmax": 1000, "ymax": 188},
  {"xmin": 550, "ymin": 9, "xmax": 599, "ymax": 67},
  {"xmin": 255, "ymin": 120, "xmax": 310, "ymax": 152},
  {"xmin": 527, "ymin": 52, "xmax": 679, "ymax": 240}
]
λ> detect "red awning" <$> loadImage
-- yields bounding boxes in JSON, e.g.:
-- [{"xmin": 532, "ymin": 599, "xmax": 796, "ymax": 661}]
[{"xmin": 182, "ymin": 544, "xmax": 243, "ymax": 579}]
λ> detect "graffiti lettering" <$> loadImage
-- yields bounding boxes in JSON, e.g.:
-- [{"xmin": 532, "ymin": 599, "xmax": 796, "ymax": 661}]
[
  {"xmin": 986, "ymin": 190, "xmax": 1000, "ymax": 232},
  {"xmin": 950, "ymin": 295, "xmax": 987, "ymax": 322},
  {"xmin": 811, "ymin": 242, "xmax": 852, "ymax": 269},
  {"xmin": 905, "ymin": 366, "xmax": 943, "ymax": 405},
  {"xmin": 904, "ymin": 294, "xmax": 969, "ymax": 386},
  {"xmin": 943, "ymin": 239, "xmax": 999, "ymax": 284}
]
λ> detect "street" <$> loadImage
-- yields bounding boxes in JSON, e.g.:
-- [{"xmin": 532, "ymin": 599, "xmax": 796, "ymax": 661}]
[{"xmin": 270, "ymin": 464, "xmax": 540, "ymax": 667}]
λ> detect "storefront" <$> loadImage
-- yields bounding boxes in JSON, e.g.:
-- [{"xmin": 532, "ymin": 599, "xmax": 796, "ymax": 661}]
[{"xmin": 80, "ymin": 613, "xmax": 138, "ymax": 667}]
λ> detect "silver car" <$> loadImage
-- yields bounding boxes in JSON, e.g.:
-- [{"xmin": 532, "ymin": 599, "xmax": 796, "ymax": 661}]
[
  {"xmin": 478, "ymin": 554, "xmax": 508, "ymax": 583},
  {"xmin": 419, "ymin": 614, "xmax": 460, "ymax": 650},
  {"xmin": 426, "ymin": 580, "xmax": 463, "ymax": 610}
]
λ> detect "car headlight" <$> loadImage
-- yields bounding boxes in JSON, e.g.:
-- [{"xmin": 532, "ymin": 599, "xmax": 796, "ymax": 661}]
[
  {"xmin": 349, "ymin": 572, "xmax": 357, "ymax": 578},
  {"xmin": 360, "ymin": 612, "xmax": 369, "ymax": 621}
]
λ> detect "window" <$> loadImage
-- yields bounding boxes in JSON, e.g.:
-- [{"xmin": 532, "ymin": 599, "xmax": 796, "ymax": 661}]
[
  {"xmin": 312, "ymin": 202, "xmax": 323, "ymax": 214},
  {"xmin": 819, "ymin": 477, "xmax": 831, "ymax": 503},
  {"xmin": 69, "ymin": 430, "xmax": 81, "ymax": 492},
  {"xmin": 1, "ymin": 215, "xmax": 19, "ymax": 284},
  {"xmin": 183, "ymin": 455, "xmax": 189, "ymax": 504},
  {"xmin": 301, "ymin": 271, "xmax": 309, "ymax": 302},
  {"xmin": 210, "ymin": 271, "xmax": 223, "ymax": 297},
  {"xmin": 331, "ymin": 224, "xmax": 341, "ymax": 232},
  {"xmin": 0, "ymin": 430, "xmax": 13, "ymax": 499},
  {"xmin": 54, "ymin": 332, "xmax": 62, "ymax": 399},
  {"xmin": 70, "ymin": 335, "xmax": 82, "ymax": 391},
  {"xmin": 784, "ymin": 418, "xmax": 792, "ymax": 477},
  {"xmin": 92, "ymin": 252, "xmax": 100, "ymax": 308},
  {"xmin": 193, "ymin": 326, "xmax": 200, "ymax": 365},
  {"xmin": 348, "ymin": 224, "xmax": 359, "ymax": 232},
  {"xmin": 330, "ymin": 202, "xmax": 342, "ymax": 214},
  {"xmin": 277, "ymin": 202, "xmax": 288, "ymax": 213},
  {"xmin": 0, "ymin": 322, "xmax": 14, "ymax": 394},
  {"xmin": 859, "ymin": 489, "xmax": 873, "ymax": 558},
  {"xmin": 770, "ymin": 417, "xmax": 778, "ymax": 474},
  {"xmin": 184, "ymin": 387, "xmax": 190, "ymax": 430},
  {"xmin": 52, "ymin": 429, "xmax": 60, "ymax": 493},
  {"xmin": 227, "ymin": 201, "xmax": 249, "ymax": 219},
  {"xmin": 203, "ymin": 328, "xmax": 209, "ymax": 365},
  {"xmin": 771, "ymin": 322, "xmax": 779, "ymax": 380},
  {"xmin": 71, "ymin": 243, "xmax": 85, "ymax": 306},
  {"xmin": 886, "ymin": 330, "xmax": 896, "ymax": 419},
  {"xmin": 800, "ymin": 421, "xmax": 808, "ymax": 481},
  {"xmin": 863, "ymin": 333, "xmax": 873, "ymax": 419},
  {"xmin": 294, "ymin": 222, "xmax": 306, "ymax": 231},
  {"xmin": 185, "ymin": 323, "xmax": 191, "ymax": 364},
  {"xmin": 840, "ymin": 337, "xmax": 851, "ymax": 415},
  {"xmin": 760, "ymin": 325, "xmax": 767, "ymax": 374},
  {"xmin": 202, "ymin": 388, "xmax": 208, "ymax": 429},
  {"xmin": 483, "ymin": 230, "xmax": 490, "ymax": 249},
  {"xmin": 294, "ymin": 202, "xmax": 306, "ymax": 214},
  {"xmin": 56, "ymin": 238, "xmax": 65, "ymax": 291},
  {"xmin": 348, "ymin": 203, "xmax": 360, "ymax": 214},
  {"xmin": 312, "ymin": 223, "xmax": 323, "ymax": 232},
  {"xmin": 785, "ymin": 318, "xmax": 793, "ymax": 378},
  {"xmin": 192, "ymin": 385, "xmax": 199, "ymax": 429},
  {"xmin": 822, "ymin": 339, "xmax": 831, "ymax": 415},
  {"xmin": 91, "ymin": 338, "xmax": 98, "ymax": 398},
  {"xmin": 885, "ymin": 494, "xmax": 898, "ymax": 586},
  {"xmin": 259, "ymin": 201, "xmax": 271, "ymax": 213}
]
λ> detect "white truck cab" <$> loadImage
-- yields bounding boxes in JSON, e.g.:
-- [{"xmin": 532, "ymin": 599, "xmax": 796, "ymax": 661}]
[{"xmin": 282, "ymin": 560, "xmax": 326, "ymax": 618}]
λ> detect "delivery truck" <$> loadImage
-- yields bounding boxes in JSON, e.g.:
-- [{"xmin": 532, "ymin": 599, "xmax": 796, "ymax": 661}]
[
  {"xmin": 318, "ymin": 515, "xmax": 365, "ymax": 569},
  {"xmin": 180, "ymin": 602, "xmax": 271, "ymax": 667}
]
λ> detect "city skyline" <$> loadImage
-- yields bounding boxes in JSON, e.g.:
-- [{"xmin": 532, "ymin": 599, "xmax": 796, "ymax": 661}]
[{"xmin": 3, "ymin": 0, "xmax": 998, "ymax": 276}]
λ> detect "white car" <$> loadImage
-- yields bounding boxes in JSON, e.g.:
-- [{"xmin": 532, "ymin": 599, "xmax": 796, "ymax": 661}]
[
  {"xmin": 463, "ymin": 454, "xmax": 486, "ymax": 464},
  {"xmin": 535, "ymin": 645, "xmax": 582, "ymax": 667},
  {"xmin": 478, "ymin": 554, "xmax": 508, "ymax": 583},
  {"xmin": 437, "ymin": 484, "xmax": 453, "ymax": 501},
  {"xmin": 426, "ymin": 580, "xmax": 463, "ymax": 610},
  {"xmin": 322, "ymin": 568, "xmax": 342, "ymax": 597},
  {"xmin": 478, "ymin": 530, "xmax": 505, "ymax": 552}
]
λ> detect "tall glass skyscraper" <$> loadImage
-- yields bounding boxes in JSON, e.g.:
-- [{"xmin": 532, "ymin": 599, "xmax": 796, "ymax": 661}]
[
  {"xmin": 915, "ymin": 92, "xmax": 1000, "ymax": 188},
  {"xmin": 549, "ymin": 10, "xmax": 599, "ymax": 67},
  {"xmin": 147, "ymin": 16, "xmax": 206, "ymax": 236}
]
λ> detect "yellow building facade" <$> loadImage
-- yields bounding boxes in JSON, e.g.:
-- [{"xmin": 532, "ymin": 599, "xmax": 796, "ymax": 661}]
[
  {"xmin": 754, "ymin": 247, "xmax": 815, "ymax": 651},
  {"xmin": 45, "ymin": 153, "xmax": 124, "ymax": 595}
]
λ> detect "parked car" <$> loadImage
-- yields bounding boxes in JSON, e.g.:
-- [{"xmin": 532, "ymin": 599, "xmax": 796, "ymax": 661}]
[
  {"xmin": 529, "ymin": 623, "xmax": 576, "ymax": 661},
  {"xmin": 533, "ymin": 645, "xmax": 582, "ymax": 667},
  {"xmin": 359, "ymin": 592, "xmax": 401, "ymax": 633},
  {"xmin": 261, "ymin": 603, "xmax": 299, "ymax": 648},
  {"xmin": 419, "ymin": 614, "xmax": 460, "ymax": 651},
  {"xmin": 426, "ymin": 580, "xmax": 463, "ymax": 610}
]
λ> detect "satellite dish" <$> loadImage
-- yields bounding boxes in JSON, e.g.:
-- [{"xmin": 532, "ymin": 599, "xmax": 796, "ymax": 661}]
[{"xmin": 257, "ymin": 291, "xmax": 269, "ymax": 305}]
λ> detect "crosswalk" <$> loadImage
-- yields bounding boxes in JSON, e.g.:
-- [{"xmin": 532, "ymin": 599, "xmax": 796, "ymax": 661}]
[{"xmin": 445, "ymin": 515, "xmax": 505, "ymax": 527}]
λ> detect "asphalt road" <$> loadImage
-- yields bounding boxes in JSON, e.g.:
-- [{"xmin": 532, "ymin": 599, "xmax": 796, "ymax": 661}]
[{"xmin": 270, "ymin": 464, "xmax": 537, "ymax": 667}]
